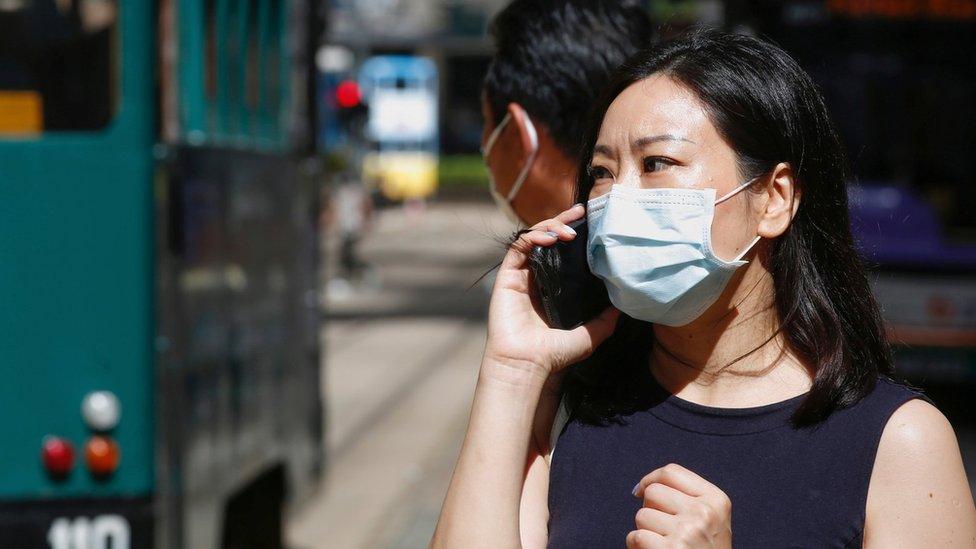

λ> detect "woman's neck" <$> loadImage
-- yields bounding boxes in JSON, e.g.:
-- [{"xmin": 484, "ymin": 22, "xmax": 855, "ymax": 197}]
[{"xmin": 649, "ymin": 265, "xmax": 814, "ymax": 408}]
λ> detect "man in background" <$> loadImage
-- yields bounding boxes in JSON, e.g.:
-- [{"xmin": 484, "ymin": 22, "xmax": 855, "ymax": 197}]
[
  {"xmin": 481, "ymin": 0, "xmax": 654, "ymax": 226},
  {"xmin": 324, "ymin": 170, "xmax": 375, "ymax": 299}
]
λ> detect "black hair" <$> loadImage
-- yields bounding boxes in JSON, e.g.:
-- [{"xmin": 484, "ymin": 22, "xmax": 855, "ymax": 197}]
[
  {"xmin": 559, "ymin": 28, "xmax": 895, "ymax": 428},
  {"xmin": 483, "ymin": 0, "xmax": 654, "ymax": 158}
]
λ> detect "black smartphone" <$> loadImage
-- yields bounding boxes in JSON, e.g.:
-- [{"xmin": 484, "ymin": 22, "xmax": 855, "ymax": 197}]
[{"xmin": 529, "ymin": 217, "xmax": 610, "ymax": 329}]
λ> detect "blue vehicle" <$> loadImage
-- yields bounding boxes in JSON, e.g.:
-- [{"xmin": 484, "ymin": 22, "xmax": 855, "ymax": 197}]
[
  {"xmin": 358, "ymin": 55, "xmax": 439, "ymax": 201},
  {"xmin": 849, "ymin": 183, "xmax": 976, "ymax": 375}
]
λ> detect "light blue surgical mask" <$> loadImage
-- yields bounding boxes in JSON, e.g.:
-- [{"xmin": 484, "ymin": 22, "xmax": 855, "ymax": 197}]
[{"xmin": 586, "ymin": 179, "xmax": 762, "ymax": 327}]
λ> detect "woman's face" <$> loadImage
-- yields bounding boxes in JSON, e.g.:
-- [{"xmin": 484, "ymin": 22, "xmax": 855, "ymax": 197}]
[{"xmin": 588, "ymin": 74, "xmax": 761, "ymax": 262}]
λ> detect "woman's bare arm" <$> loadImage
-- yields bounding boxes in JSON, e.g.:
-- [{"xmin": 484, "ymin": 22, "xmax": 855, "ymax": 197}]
[
  {"xmin": 519, "ymin": 443, "xmax": 553, "ymax": 548},
  {"xmin": 430, "ymin": 205, "xmax": 619, "ymax": 548},
  {"xmin": 518, "ymin": 371, "xmax": 566, "ymax": 548},
  {"xmin": 863, "ymin": 399, "xmax": 976, "ymax": 547},
  {"xmin": 431, "ymin": 362, "xmax": 547, "ymax": 549}
]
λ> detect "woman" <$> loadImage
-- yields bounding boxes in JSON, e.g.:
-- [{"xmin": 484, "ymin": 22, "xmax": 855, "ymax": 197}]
[{"xmin": 432, "ymin": 29, "xmax": 976, "ymax": 548}]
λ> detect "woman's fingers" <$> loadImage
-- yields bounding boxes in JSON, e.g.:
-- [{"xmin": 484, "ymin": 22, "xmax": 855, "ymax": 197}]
[
  {"xmin": 640, "ymin": 481, "xmax": 692, "ymax": 515},
  {"xmin": 625, "ymin": 528, "xmax": 665, "ymax": 549},
  {"xmin": 530, "ymin": 204, "xmax": 585, "ymax": 240},
  {"xmin": 551, "ymin": 306, "xmax": 620, "ymax": 367},
  {"xmin": 552, "ymin": 203, "xmax": 586, "ymax": 224},
  {"xmin": 634, "ymin": 506, "xmax": 673, "ymax": 533},
  {"xmin": 499, "ymin": 229, "xmax": 558, "ymax": 270},
  {"xmin": 632, "ymin": 462, "xmax": 712, "ymax": 499},
  {"xmin": 501, "ymin": 204, "xmax": 587, "ymax": 271},
  {"xmin": 627, "ymin": 464, "xmax": 734, "ymax": 547},
  {"xmin": 535, "ymin": 221, "xmax": 577, "ymax": 240}
]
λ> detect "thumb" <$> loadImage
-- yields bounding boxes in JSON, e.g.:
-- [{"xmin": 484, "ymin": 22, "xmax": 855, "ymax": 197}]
[{"xmin": 554, "ymin": 306, "xmax": 621, "ymax": 367}]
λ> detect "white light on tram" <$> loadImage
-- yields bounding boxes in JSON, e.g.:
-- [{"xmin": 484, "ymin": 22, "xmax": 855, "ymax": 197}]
[{"xmin": 81, "ymin": 390, "xmax": 121, "ymax": 432}]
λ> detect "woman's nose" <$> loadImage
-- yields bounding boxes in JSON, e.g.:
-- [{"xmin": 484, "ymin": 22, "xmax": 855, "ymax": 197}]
[{"xmin": 612, "ymin": 166, "xmax": 641, "ymax": 189}]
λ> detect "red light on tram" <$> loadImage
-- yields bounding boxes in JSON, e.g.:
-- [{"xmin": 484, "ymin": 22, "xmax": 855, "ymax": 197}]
[
  {"xmin": 335, "ymin": 80, "xmax": 361, "ymax": 108},
  {"xmin": 85, "ymin": 435, "xmax": 120, "ymax": 477},
  {"xmin": 41, "ymin": 436, "xmax": 74, "ymax": 478}
]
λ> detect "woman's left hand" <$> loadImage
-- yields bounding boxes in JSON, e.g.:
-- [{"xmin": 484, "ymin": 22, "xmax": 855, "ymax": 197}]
[{"xmin": 626, "ymin": 463, "xmax": 733, "ymax": 548}]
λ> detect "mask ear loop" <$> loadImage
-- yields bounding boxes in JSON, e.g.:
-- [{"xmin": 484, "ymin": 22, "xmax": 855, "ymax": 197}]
[
  {"xmin": 505, "ymin": 114, "xmax": 539, "ymax": 201},
  {"xmin": 732, "ymin": 235, "xmax": 762, "ymax": 262},
  {"xmin": 481, "ymin": 112, "xmax": 511, "ymax": 158},
  {"xmin": 714, "ymin": 175, "xmax": 761, "ymax": 205},
  {"xmin": 715, "ymin": 175, "xmax": 763, "ymax": 262}
]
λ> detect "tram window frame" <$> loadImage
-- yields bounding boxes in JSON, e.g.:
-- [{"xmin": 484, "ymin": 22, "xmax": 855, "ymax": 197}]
[
  {"xmin": 244, "ymin": 0, "xmax": 261, "ymax": 137},
  {"xmin": 0, "ymin": 0, "xmax": 121, "ymax": 135},
  {"xmin": 264, "ymin": 0, "xmax": 285, "ymax": 145},
  {"xmin": 203, "ymin": 0, "xmax": 219, "ymax": 136},
  {"xmin": 213, "ymin": 0, "xmax": 232, "ymax": 139},
  {"xmin": 178, "ymin": 0, "xmax": 288, "ymax": 148}
]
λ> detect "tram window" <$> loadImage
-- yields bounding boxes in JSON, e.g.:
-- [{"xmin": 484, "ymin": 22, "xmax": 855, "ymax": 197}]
[
  {"xmin": 204, "ymin": 0, "xmax": 217, "ymax": 102},
  {"xmin": 245, "ymin": 1, "xmax": 260, "ymax": 113},
  {"xmin": 0, "ymin": 0, "xmax": 118, "ymax": 134},
  {"xmin": 263, "ymin": 0, "xmax": 283, "ymax": 139},
  {"xmin": 189, "ymin": 0, "xmax": 285, "ymax": 144},
  {"xmin": 225, "ymin": 0, "xmax": 245, "ymax": 136}
]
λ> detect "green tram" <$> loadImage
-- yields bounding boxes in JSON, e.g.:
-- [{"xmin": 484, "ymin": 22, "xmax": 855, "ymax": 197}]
[{"xmin": 0, "ymin": 1, "xmax": 324, "ymax": 547}]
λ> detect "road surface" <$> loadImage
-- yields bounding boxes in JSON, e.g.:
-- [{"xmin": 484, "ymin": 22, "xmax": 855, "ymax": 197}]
[{"xmin": 287, "ymin": 201, "xmax": 511, "ymax": 549}]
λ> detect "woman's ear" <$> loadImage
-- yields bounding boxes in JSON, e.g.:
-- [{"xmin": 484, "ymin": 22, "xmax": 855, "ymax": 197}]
[
  {"xmin": 757, "ymin": 162, "xmax": 800, "ymax": 239},
  {"xmin": 507, "ymin": 102, "xmax": 538, "ymax": 160}
]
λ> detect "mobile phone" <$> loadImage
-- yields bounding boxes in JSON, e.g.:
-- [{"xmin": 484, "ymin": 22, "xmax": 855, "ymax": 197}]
[{"xmin": 529, "ymin": 218, "xmax": 610, "ymax": 329}]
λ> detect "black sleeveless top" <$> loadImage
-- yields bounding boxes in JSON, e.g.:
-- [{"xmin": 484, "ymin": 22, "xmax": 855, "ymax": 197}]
[{"xmin": 547, "ymin": 374, "xmax": 935, "ymax": 548}]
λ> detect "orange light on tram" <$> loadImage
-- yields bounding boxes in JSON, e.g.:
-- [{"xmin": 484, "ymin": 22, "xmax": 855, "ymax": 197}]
[{"xmin": 84, "ymin": 435, "xmax": 120, "ymax": 477}]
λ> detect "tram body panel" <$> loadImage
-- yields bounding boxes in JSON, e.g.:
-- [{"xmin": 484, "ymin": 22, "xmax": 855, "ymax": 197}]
[
  {"xmin": 0, "ymin": 0, "xmax": 155, "ymax": 515},
  {"xmin": 0, "ymin": 0, "xmax": 324, "ymax": 547},
  {"xmin": 155, "ymin": 147, "xmax": 322, "ymax": 548}
]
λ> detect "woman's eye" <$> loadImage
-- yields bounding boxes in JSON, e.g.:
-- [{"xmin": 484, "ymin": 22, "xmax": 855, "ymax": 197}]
[
  {"xmin": 642, "ymin": 157, "xmax": 673, "ymax": 173},
  {"xmin": 587, "ymin": 165, "xmax": 613, "ymax": 180}
]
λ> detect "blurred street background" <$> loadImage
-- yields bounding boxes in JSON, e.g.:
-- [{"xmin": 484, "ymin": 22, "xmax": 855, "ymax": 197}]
[
  {"xmin": 1, "ymin": 1, "xmax": 974, "ymax": 548},
  {"xmin": 287, "ymin": 202, "xmax": 507, "ymax": 549}
]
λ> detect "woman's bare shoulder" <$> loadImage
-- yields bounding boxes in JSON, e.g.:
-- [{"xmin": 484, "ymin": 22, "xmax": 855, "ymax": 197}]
[{"xmin": 864, "ymin": 398, "xmax": 976, "ymax": 547}]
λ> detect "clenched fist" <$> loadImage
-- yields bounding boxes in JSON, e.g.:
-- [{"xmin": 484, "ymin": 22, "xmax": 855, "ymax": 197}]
[{"xmin": 626, "ymin": 463, "xmax": 733, "ymax": 548}]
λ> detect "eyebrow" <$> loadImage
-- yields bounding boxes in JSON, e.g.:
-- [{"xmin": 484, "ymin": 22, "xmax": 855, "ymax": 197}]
[
  {"xmin": 592, "ymin": 134, "xmax": 696, "ymax": 158},
  {"xmin": 634, "ymin": 134, "xmax": 696, "ymax": 147}
]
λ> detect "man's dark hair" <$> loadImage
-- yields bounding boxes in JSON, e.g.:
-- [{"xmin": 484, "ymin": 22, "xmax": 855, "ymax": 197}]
[{"xmin": 484, "ymin": 0, "xmax": 653, "ymax": 157}]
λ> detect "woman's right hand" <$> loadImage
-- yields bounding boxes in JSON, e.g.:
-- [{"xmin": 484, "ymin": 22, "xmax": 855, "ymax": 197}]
[{"xmin": 482, "ymin": 204, "xmax": 621, "ymax": 386}]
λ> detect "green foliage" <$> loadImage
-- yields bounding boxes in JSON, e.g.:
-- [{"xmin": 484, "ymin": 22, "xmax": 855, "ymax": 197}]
[{"xmin": 439, "ymin": 154, "xmax": 489, "ymax": 189}]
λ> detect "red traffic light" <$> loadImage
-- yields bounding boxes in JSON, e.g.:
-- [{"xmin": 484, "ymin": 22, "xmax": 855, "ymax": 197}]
[
  {"xmin": 335, "ymin": 80, "xmax": 362, "ymax": 108},
  {"xmin": 41, "ymin": 436, "xmax": 74, "ymax": 478}
]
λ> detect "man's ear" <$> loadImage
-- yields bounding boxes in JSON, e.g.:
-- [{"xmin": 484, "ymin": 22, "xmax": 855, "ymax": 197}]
[
  {"xmin": 757, "ymin": 162, "xmax": 801, "ymax": 239},
  {"xmin": 507, "ymin": 102, "xmax": 538, "ymax": 160}
]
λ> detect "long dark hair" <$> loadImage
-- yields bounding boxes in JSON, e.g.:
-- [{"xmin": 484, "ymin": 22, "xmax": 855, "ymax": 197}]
[{"xmin": 560, "ymin": 28, "xmax": 893, "ymax": 428}]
